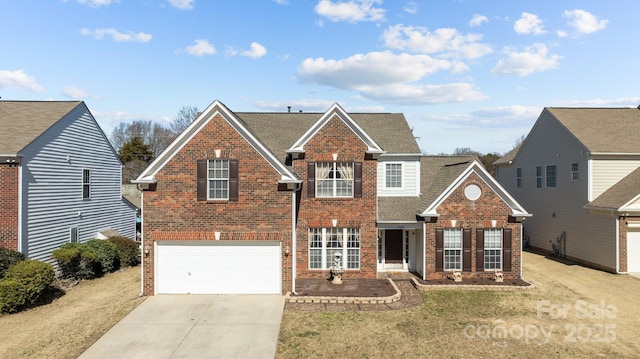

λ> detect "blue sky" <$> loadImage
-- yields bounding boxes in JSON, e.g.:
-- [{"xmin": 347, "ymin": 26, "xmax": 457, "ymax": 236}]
[{"xmin": 2, "ymin": 0, "xmax": 639, "ymax": 155}]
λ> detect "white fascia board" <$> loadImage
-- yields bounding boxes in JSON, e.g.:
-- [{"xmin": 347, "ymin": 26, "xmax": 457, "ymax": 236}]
[
  {"xmin": 287, "ymin": 103, "xmax": 383, "ymax": 154},
  {"xmin": 134, "ymin": 100, "xmax": 300, "ymax": 185}
]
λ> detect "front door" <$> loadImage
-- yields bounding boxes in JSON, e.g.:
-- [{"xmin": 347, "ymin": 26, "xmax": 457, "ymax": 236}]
[{"xmin": 385, "ymin": 230, "xmax": 403, "ymax": 264}]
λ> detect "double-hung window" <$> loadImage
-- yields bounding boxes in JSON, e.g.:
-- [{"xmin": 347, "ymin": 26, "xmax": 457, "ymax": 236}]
[
  {"xmin": 546, "ymin": 164, "xmax": 556, "ymax": 188},
  {"xmin": 571, "ymin": 162, "xmax": 579, "ymax": 181},
  {"xmin": 484, "ymin": 229, "xmax": 502, "ymax": 270},
  {"xmin": 316, "ymin": 162, "xmax": 354, "ymax": 197},
  {"xmin": 82, "ymin": 169, "xmax": 91, "ymax": 199},
  {"xmin": 443, "ymin": 228, "xmax": 462, "ymax": 271},
  {"xmin": 308, "ymin": 227, "xmax": 360, "ymax": 269},
  {"xmin": 208, "ymin": 159, "xmax": 229, "ymax": 200},
  {"xmin": 385, "ymin": 163, "xmax": 402, "ymax": 188},
  {"xmin": 516, "ymin": 167, "xmax": 522, "ymax": 188},
  {"xmin": 536, "ymin": 166, "xmax": 543, "ymax": 188}
]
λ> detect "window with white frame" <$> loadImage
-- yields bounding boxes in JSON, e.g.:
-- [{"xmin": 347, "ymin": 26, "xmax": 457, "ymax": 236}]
[
  {"xmin": 385, "ymin": 163, "xmax": 402, "ymax": 188},
  {"xmin": 571, "ymin": 162, "xmax": 579, "ymax": 181},
  {"xmin": 308, "ymin": 227, "xmax": 360, "ymax": 269},
  {"xmin": 516, "ymin": 167, "xmax": 522, "ymax": 188},
  {"xmin": 546, "ymin": 164, "xmax": 556, "ymax": 188},
  {"xmin": 484, "ymin": 228, "xmax": 502, "ymax": 270},
  {"xmin": 316, "ymin": 162, "xmax": 354, "ymax": 197},
  {"xmin": 82, "ymin": 169, "xmax": 91, "ymax": 199},
  {"xmin": 208, "ymin": 159, "xmax": 229, "ymax": 200},
  {"xmin": 443, "ymin": 228, "xmax": 462, "ymax": 271},
  {"xmin": 536, "ymin": 166, "xmax": 542, "ymax": 188}
]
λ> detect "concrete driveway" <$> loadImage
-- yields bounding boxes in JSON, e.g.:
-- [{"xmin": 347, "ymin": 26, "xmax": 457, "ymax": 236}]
[{"xmin": 79, "ymin": 294, "xmax": 284, "ymax": 359}]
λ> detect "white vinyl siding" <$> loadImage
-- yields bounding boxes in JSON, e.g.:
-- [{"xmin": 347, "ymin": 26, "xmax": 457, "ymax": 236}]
[
  {"xmin": 591, "ymin": 157, "xmax": 640, "ymax": 200},
  {"xmin": 377, "ymin": 157, "xmax": 420, "ymax": 197},
  {"xmin": 19, "ymin": 104, "xmax": 136, "ymax": 262}
]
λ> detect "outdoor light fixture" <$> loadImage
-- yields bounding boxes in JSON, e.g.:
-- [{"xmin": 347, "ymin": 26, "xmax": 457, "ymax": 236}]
[
  {"xmin": 285, "ymin": 245, "xmax": 290, "ymax": 255},
  {"xmin": 143, "ymin": 244, "xmax": 150, "ymax": 256}
]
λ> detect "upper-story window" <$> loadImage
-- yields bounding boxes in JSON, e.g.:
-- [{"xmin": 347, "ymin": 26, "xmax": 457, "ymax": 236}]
[
  {"xmin": 516, "ymin": 167, "xmax": 522, "ymax": 188},
  {"xmin": 385, "ymin": 163, "xmax": 402, "ymax": 188},
  {"xmin": 316, "ymin": 162, "xmax": 353, "ymax": 197},
  {"xmin": 208, "ymin": 159, "xmax": 229, "ymax": 200},
  {"xmin": 546, "ymin": 164, "xmax": 557, "ymax": 188},
  {"xmin": 197, "ymin": 159, "xmax": 239, "ymax": 201},
  {"xmin": 571, "ymin": 162, "xmax": 579, "ymax": 181},
  {"xmin": 536, "ymin": 166, "xmax": 542, "ymax": 188},
  {"xmin": 82, "ymin": 169, "xmax": 91, "ymax": 199}
]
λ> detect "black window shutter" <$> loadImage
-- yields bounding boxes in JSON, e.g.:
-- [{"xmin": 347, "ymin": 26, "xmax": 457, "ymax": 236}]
[
  {"xmin": 476, "ymin": 229, "xmax": 485, "ymax": 271},
  {"xmin": 307, "ymin": 162, "xmax": 315, "ymax": 198},
  {"xmin": 503, "ymin": 228, "xmax": 512, "ymax": 272},
  {"xmin": 229, "ymin": 159, "xmax": 239, "ymax": 202},
  {"xmin": 197, "ymin": 159, "xmax": 207, "ymax": 201},
  {"xmin": 463, "ymin": 228, "xmax": 471, "ymax": 272},
  {"xmin": 354, "ymin": 162, "xmax": 362, "ymax": 198},
  {"xmin": 435, "ymin": 229, "xmax": 443, "ymax": 272}
]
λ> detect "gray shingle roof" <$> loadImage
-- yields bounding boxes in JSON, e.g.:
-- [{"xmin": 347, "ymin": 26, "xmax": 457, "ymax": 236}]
[
  {"xmin": 377, "ymin": 156, "xmax": 474, "ymax": 222},
  {"xmin": 586, "ymin": 166, "xmax": 640, "ymax": 210},
  {"xmin": 547, "ymin": 107, "xmax": 640, "ymax": 153},
  {"xmin": 236, "ymin": 112, "xmax": 420, "ymax": 160},
  {"xmin": 0, "ymin": 101, "xmax": 81, "ymax": 154}
]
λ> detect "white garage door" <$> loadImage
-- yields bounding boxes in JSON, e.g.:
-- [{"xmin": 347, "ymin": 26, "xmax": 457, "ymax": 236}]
[
  {"xmin": 156, "ymin": 241, "xmax": 281, "ymax": 294},
  {"xmin": 628, "ymin": 228, "xmax": 640, "ymax": 272}
]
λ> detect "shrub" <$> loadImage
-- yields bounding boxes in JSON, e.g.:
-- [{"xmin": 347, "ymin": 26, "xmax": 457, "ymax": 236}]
[
  {"xmin": 85, "ymin": 239, "xmax": 120, "ymax": 274},
  {"xmin": 0, "ymin": 279, "xmax": 26, "ymax": 314},
  {"xmin": 0, "ymin": 247, "xmax": 25, "ymax": 279},
  {"xmin": 108, "ymin": 236, "xmax": 140, "ymax": 267},
  {"xmin": 52, "ymin": 243, "xmax": 101, "ymax": 279},
  {"xmin": 4, "ymin": 260, "xmax": 54, "ymax": 307}
]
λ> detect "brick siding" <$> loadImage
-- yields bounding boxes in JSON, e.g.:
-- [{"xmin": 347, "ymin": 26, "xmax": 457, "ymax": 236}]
[{"xmin": 0, "ymin": 164, "xmax": 19, "ymax": 251}]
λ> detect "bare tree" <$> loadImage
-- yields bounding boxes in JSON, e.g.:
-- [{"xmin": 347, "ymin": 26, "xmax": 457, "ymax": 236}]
[
  {"xmin": 170, "ymin": 106, "xmax": 199, "ymax": 135},
  {"xmin": 110, "ymin": 120, "xmax": 174, "ymax": 158}
]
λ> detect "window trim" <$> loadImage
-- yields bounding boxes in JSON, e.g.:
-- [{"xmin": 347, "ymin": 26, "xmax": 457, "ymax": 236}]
[
  {"xmin": 315, "ymin": 162, "xmax": 354, "ymax": 198},
  {"xmin": 384, "ymin": 162, "xmax": 403, "ymax": 189},
  {"xmin": 82, "ymin": 169, "xmax": 91, "ymax": 199},
  {"xmin": 443, "ymin": 228, "xmax": 462, "ymax": 271},
  {"xmin": 207, "ymin": 159, "xmax": 230, "ymax": 200},
  {"xmin": 535, "ymin": 165, "xmax": 542, "ymax": 189},
  {"xmin": 571, "ymin": 162, "xmax": 579, "ymax": 181},
  {"xmin": 308, "ymin": 227, "xmax": 360, "ymax": 270},
  {"xmin": 483, "ymin": 228, "xmax": 502, "ymax": 270},
  {"xmin": 545, "ymin": 164, "xmax": 557, "ymax": 188}
]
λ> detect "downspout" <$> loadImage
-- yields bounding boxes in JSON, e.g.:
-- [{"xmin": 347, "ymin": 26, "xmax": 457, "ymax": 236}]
[
  {"xmin": 139, "ymin": 189, "xmax": 144, "ymax": 297},
  {"xmin": 291, "ymin": 183, "xmax": 302, "ymax": 295},
  {"xmin": 422, "ymin": 222, "xmax": 426, "ymax": 281},
  {"xmin": 615, "ymin": 216, "xmax": 620, "ymax": 273}
]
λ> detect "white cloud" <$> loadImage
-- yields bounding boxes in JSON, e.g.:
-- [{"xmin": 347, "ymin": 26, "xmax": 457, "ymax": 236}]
[
  {"xmin": 75, "ymin": 0, "xmax": 116, "ymax": 7},
  {"xmin": 0, "ymin": 69, "xmax": 44, "ymax": 92},
  {"xmin": 514, "ymin": 12, "xmax": 545, "ymax": 35},
  {"xmin": 315, "ymin": 0, "xmax": 385, "ymax": 23},
  {"xmin": 564, "ymin": 9, "xmax": 608, "ymax": 34},
  {"xmin": 298, "ymin": 51, "xmax": 453, "ymax": 89},
  {"xmin": 80, "ymin": 28, "xmax": 152, "ymax": 42},
  {"xmin": 168, "ymin": 0, "xmax": 194, "ymax": 10},
  {"xmin": 403, "ymin": 1, "xmax": 418, "ymax": 14},
  {"xmin": 468, "ymin": 105, "xmax": 541, "ymax": 127},
  {"xmin": 297, "ymin": 51, "xmax": 485, "ymax": 104},
  {"xmin": 557, "ymin": 30, "xmax": 568, "ymax": 38},
  {"xmin": 382, "ymin": 25, "xmax": 492, "ymax": 59},
  {"xmin": 185, "ymin": 39, "xmax": 216, "ymax": 56},
  {"xmin": 469, "ymin": 14, "xmax": 488, "ymax": 27},
  {"xmin": 61, "ymin": 86, "xmax": 88, "ymax": 99},
  {"xmin": 550, "ymin": 97, "xmax": 640, "ymax": 107},
  {"xmin": 241, "ymin": 42, "xmax": 267, "ymax": 59},
  {"xmin": 491, "ymin": 43, "xmax": 561, "ymax": 76},
  {"xmin": 272, "ymin": 0, "xmax": 289, "ymax": 4}
]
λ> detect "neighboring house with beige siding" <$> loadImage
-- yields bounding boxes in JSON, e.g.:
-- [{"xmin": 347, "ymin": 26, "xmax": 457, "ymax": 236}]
[
  {"xmin": 495, "ymin": 107, "xmax": 640, "ymax": 273},
  {"xmin": 0, "ymin": 101, "xmax": 136, "ymax": 264}
]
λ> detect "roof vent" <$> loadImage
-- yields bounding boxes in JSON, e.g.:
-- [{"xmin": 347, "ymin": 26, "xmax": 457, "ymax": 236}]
[{"xmin": 287, "ymin": 106, "xmax": 291, "ymax": 113}]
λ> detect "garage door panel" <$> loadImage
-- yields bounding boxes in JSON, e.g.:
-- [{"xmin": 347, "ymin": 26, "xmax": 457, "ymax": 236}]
[{"xmin": 156, "ymin": 241, "xmax": 281, "ymax": 294}]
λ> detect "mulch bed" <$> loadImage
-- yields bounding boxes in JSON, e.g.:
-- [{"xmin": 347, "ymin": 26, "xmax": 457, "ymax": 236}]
[
  {"xmin": 416, "ymin": 277, "xmax": 531, "ymax": 286},
  {"xmin": 293, "ymin": 278, "xmax": 397, "ymax": 297}
]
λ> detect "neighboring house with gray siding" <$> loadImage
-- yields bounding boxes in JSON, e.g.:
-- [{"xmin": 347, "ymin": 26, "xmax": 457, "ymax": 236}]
[
  {"xmin": 0, "ymin": 101, "xmax": 136, "ymax": 263},
  {"xmin": 495, "ymin": 107, "xmax": 640, "ymax": 273}
]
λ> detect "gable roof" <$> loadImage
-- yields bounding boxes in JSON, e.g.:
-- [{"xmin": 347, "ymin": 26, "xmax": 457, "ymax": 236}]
[
  {"xmin": 286, "ymin": 103, "xmax": 385, "ymax": 155},
  {"xmin": 546, "ymin": 107, "xmax": 640, "ymax": 154},
  {"xmin": 419, "ymin": 158, "xmax": 530, "ymax": 219},
  {"xmin": 135, "ymin": 100, "xmax": 301, "ymax": 185},
  {"xmin": 0, "ymin": 101, "xmax": 82, "ymax": 155},
  {"xmin": 585, "ymin": 166, "xmax": 640, "ymax": 213}
]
